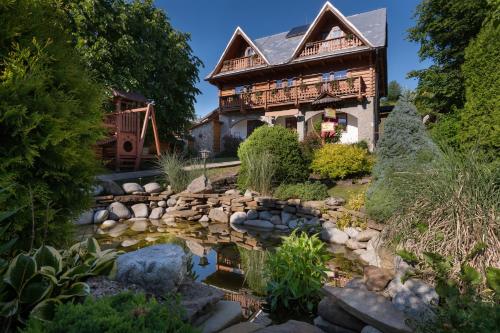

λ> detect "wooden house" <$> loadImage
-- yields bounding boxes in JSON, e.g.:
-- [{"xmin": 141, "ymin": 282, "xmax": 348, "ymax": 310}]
[{"xmin": 200, "ymin": 2, "xmax": 387, "ymax": 152}]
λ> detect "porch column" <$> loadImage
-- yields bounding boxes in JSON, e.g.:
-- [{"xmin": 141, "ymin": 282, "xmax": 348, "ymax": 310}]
[{"xmin": 297, "ymin": 113, "xmax": 306, "ymax": 141}]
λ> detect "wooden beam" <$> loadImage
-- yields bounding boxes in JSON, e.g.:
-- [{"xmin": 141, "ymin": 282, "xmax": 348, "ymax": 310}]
[
  {"xmin": 134, "ymin": 104, "xmax": 152, "ymax": 170},
  {"xmin": 150, "ymin": 105, "xmax": 161, "ymax": 157}
]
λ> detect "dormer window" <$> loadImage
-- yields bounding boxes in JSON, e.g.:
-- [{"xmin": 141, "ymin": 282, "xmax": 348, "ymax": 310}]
[{"xmin": 244, "ymin": 47, "xmax": 255, "ymax": 57}]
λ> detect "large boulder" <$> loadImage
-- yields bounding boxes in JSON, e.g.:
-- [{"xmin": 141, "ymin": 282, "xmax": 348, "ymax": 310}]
[
  {"xmin": 144, "ymin": 182, "xmax": 161, "ymax": 193},
  {"xmin": 131, "ymin": 203, "xmax": 148, "ymax": 218},
  {"xmin": 116, "ymin": 244, "xmax": 188, "ymax": 295},
  {"xmin": 187, "ymin": 175, "xmax": 212, "ymax": 194},
  {"xmin": 209, "ymin": 208, "xmax": 229, "ymax": 223},
  {"xmin": 323, "ymin": 286, "xmax": 412, "ymax": 333},
  {"xmin": 122, "ymin": 182, "xmax": 144, "ymax": 194},
  {"xmin": 317, "ymin": 298, "xmax": 364, "ymax": 331},
  {"xmin": 198, "ymin": 300, "xmax": 242, "ymax": 333},
  {"xmin": 392, "ymin": 288, "xmax": 434, "ymax": 321},
  {"xmin": 108, "ymin": 202, "xmax": 131, "ymax": 220},
  {"xmin": 403, "ymin": 278, "xmax": 439, "ymax": 305},
  {"xmin": 230, "ymin": 212, "xmax": 247, "ymax": 225},
  {"xmin": 255, "ymin": 320, "xmax": 325, "ymax": 333},
  {"xmin": 247, "ymin": 210, "xmax": 259, "ymax": 220},
  {"xmin": 321, "ymin": 228, "xmax": 349, "ymax": 245}
]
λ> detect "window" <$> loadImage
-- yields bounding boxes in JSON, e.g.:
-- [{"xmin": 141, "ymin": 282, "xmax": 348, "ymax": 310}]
[
  {"xmin": 287, "ymin": 78, "xmax": 294, "ymax": 87},
  {"xmin": 322, "ymin": 73, "xmax": 330, "ymax": 82},
  {"xmin": 334, "ymin": 70, "xmax": 348, "ymax": 80},
  {"xmin": 275, "ymin": 79, "xmax": 282, "ymax": 88},
  {"xmin": 244, "ymin": 47, "xmax": 255, "ymax": 57},
  {"xmin": 337, "ymin": 113, "xmax": 348, "ymax": 131}
]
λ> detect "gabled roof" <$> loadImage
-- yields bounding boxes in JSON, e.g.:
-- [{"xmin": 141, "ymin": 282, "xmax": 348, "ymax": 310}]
[
  {"xmin": 207, "ymin": 3, "xmax": 386, "ymax": 79},
  {"xmin": 207, "ymin": 27, "xmax": 270, "ymax": 78}
]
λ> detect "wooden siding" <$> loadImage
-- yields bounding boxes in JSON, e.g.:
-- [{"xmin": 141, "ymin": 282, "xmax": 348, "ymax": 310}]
[{"xmin": 299, "ymin": 35, "xmax": 363, "ymax": 57}]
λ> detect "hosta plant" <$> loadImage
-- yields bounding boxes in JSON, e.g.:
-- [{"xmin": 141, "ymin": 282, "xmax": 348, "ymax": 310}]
[{"xmin": 0, "ymin": 238, "xmax": 118, "ymax": 331}]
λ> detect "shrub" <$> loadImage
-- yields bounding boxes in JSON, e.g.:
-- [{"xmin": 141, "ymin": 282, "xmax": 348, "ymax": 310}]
[
  {"xmin": 238, "ymin": 150, "xmax": 275, "ymax": 195},
  {"xmin": 336, "ymin": 191, "xmax": 367, "ymax": 230},
  {"xmin": 366, "ymin": 93, "xmax": 440, "ymax": 221},
  {"xmin": 157, "ymin": 152, "xmax": 202, "ymax": 193},
  {"xmin": 0, "ymin": 0, "xmax": 105, "ymax": 248},
  {"xmin": 273, "ymin": 181, "xmax": 328, "ymax": 201},
  {"xmin": 266, "ymin": 231, "xmax": 330, "ymax": 315},
  {"xmin": 221, "ymin": 134, "xmax": 243, "ymax": 157},
  {"xmin": 383, "ymin": 149, "xmax": 499, "ymax": 280},
  {"xmin": 0, "ymin": 238, "xmax": 118, "ymax": 331},
  {"xmin": 23, "ymin": 292, "xmax": 198, "ymax": 333},
  {"xmin": 311, "ymin": 144, "xmax": 373, "ymax": 179},
  {"xmin": 237, "ymin": 126, "xmax": 308, "ymax": 186},
  {"xmin": 300, "ymin": 132, "xmax": 323, "ymax": 164}
]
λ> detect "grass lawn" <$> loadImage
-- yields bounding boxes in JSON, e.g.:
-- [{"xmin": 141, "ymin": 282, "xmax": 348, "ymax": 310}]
[
  {"xmin": 327, "ymin": 182, "xmax": 369, "ymax": 200},
  {"xmin": 207, "ymin": 165, "xmax": 240, "ymax": 180}
]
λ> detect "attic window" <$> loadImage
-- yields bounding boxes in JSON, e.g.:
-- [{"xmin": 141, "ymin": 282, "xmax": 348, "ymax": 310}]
[{"xmin": 245, "ymin": 47, "xmax": 255, "ymax": 57}]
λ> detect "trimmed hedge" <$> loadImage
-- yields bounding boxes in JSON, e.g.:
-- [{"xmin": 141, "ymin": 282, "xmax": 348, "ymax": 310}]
[
  {"xmin": 311, "ymin": 144, "xmax": 372, "ymax": 179},
  {"xmin": 237, "ymin": 126, "xmax": 308, "ymax": 187}
]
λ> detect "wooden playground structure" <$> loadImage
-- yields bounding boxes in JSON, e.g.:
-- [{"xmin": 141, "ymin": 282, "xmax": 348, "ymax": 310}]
[{"xmin": 95, "ymin": 90, "xmax": 161, "ymax": 170}]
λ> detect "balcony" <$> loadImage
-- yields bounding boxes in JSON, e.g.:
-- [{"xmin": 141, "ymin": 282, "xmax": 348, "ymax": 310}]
[
  {"xmin": 299, "ymin": 35, "xmax": 363, "ymax": 58},
  {"xmin": 219, "ymin": 76, "xmax": 365, "ymax": 111},
  {"xmin": 220, "ymin": 55, "xmax": 266, "ymax": 73}
]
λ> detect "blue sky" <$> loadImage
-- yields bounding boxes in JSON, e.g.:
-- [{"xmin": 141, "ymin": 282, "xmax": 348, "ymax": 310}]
[{"xmin": 155, "ymin": 0, "xmax": 429, "ymax": 117}]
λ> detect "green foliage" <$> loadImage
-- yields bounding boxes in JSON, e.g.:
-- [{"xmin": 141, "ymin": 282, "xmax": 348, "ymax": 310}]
[
  {"xmin": 300, "ymin": 132, "xmax": 323, "ymax": 165},
  {"xmin": 266, "ymin": 231, "xmax": 330, "ymax": 315},
  {"xmin": 408, "ymin": 252, "xmax": 500, "ymax": 333},
  {"xmin": 157, "ymin": 152, "xmax": 202, "ymax": 193},
  {"xmin": 366, "ymin": 94, "xmax": 440, "ymax": 221},
  {"xmin": 0, "ymin": 0, "xmax": 105, "ymax": 247},
  {"xmin": 23, "ymin": 292, "xmax": 198, "ymax": 333},
  {"xmin": 237, "ymin": 126, "xmax": 308, "ymax": 186},
  {"xmin": 311, "ymin": 144, "xmax": 372, "ymax": 180},
  {"xmin": 238, "ymin": 150, "xmax": 276, "ymax": 195},
  {"xmin": 382, "ymin": 80, "xmax": 402, "ymax": 105},
  {"xmin": 458, "ymin": 16, "xmax": 500, "ymax": 162},
  {"xmin": 273, "ymin": 182, "xmax": 328, "ymax": 201},
  {"xmin": 238, "ymin": 248, "xmax": 268, "ymax": 296},
  {"xmin": 0, "ymin": 238, "xmax": 118, "ymax": 331},
  {"xmin": 407, "ymin": 0, "xmax": 491, "ymax": 115},
  {"xmin": 66, "ymin": 0, "xmax": 203, "ymax": 138}
]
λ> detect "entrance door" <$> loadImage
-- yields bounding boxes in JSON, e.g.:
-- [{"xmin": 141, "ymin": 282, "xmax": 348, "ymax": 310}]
[{"xmin": 285, "ymin": 116, "xmax": 297, "ymax": 131}]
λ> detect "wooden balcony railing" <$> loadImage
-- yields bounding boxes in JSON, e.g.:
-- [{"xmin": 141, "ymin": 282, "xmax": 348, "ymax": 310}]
[
  {"xmin": 299, "ymin": 35, "xmax": 363, "ymax": 58},
  {"xmin": 220, "ymin": 55, "xmax": 266, "ymax": 72},
  {"xmin": 220, "ymin": 76, "xmax": 365, "ymax": 111}
]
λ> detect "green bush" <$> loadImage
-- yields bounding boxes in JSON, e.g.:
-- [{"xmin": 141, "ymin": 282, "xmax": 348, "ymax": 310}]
[
  {"xmin": 157, "ymin": 152, "xmax": 202, "ymax": 193},
  {"xmin": 237, "ymin": 126, "xmax": 308, "ymax": 187},
  {"xmin": 0, "ymin": 0, "xmax": 104, "ymax": 248},
  {"xmin": 300, "ymin": 132, "xmax": 323, "ymax": 165},
  {"xmin": 0, "ymin": 238, "xmax": 118, "ymax": 331},
  {"xmin": 273, "ymin": 181, "xmax": 328, "ymax": 201},
  {"xmin": 266, "ymin": 231, "xmax": 330, "ymax": 315},
  {"xmin": 366, "ymin": 94, "xmax": 440, "ymax": 221},
  {"xmin": 238, "ymin": 150, "xmax": 276, "ymax": 195},
  {"xmin": 311, "ymin": 144, "xmax": 372, "ymax": 179},
  {"xmin": 23, "ymin": 292, "xmax": 198, "ymax": 333}
]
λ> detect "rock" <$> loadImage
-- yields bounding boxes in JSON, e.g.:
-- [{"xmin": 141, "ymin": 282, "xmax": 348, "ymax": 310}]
[
  {"xmin": 314, "ymin": 316, "xmax": 356, "ymax": 333},
  {"xmin": 178, "ymin": 281, "xmax": 224, "ymax": 322},
  {"xmin": 270, "ymin": 215, "xmax": 281, "ymax": 225},
  {"xmin": 220, "ymin": 322, "xmax": 265, "ymax": 333},
  {"xmin": 225, "ymin": 189, "xmax": 240, "ymax": 195},
  {"xmin": 149, "ymin": 207, "xmax": 164, "ymax": 219},
  {"xmin": 244, "ymin": 219, "xmax": 274, "ymax": 230},
  {"xmin": 121, "ymin": 239, "xmax": 139, "ymax": 247},
  {"xmin": 344, "ymin": 278, "xmax": 367, "ymax": 290},
  {"xmin": 93, "ymin": 209, "xmax": 109, "ymax": 224},
  {"xmin": 108, "ymin": 223, "xmax": 129, "ymax": 237},
  {"xmin": 255, "ymin": 320, "xmax": 324, "ymax": 333},
  {"xmin": 361, "ymin": 327, "xmax": 383, "ymax": 333},
  {"xmin": 244, "ymin": 189, "xmax": 255, "ymax": 197},
  {"xmin": 122, "ymin": 182, "xmax": 144, "ymax": 194},
  {"xmin": 288, "ymin": 219, "xmax": 298, "ymax": 229},
  {"xmin": 247, "ymin": 210, "xmax": 259, "ymax": 220},
  {"xmin": 394, "ymin": 256, "xmax": 414, "ymax": 278},
  {"xmin": 99, "ymin": 179, "xmax": 125, "ymax": 195},
  {"xmin": 363, "ymin": 265, "xmax": 394, "ymax": 291},
  {"xmin": 317, "ymin": 298, "xmax": 365, "ymax": 331},
  {"xmin": 208, "ymin": 223, "xmax": 229, "ymax": 234},
  {"xmin": 149, "ymin": 201, "xmax": 158, "ymax": 209},
  {"xmin": 100, "ymin": 220, "xmax": 116, "ymax": 229},
  {"xmin": 322, "ymin": 221, "xmax": 336, "ymax": 229},
  {"xmin": 392, "ymin": 288, "xmax": 434, "ymax": 321},
  {"xmin": 345, "ymin": 239, "xmax": 367, "ymax": 250},
  {"xmin": 167, "ymin": 197, "xmax": 177, "ymax": 207},
  {"xmin": 321, "ymin": 228, "xmax": 349, "ymax": 245},
  {"xmin": 230, "ymin": 212, "xmax": 247, "ymax": 224},
  {"xmin": 355, "ymin": 229, "xmax": 380, "ymax": 242},
  {"xmin": 130, "ymin": 219, "xmax": 148, "ymax": 232},
  {"xmin": 323, "ymin": 286, "xmax": 412, "ymax": 333},
  {"xmin": 281, "ymin": 211, "xmax": 293, "ymax": 224},
  {"xmin": 354, "ymin": 249, "xmax": 380, "ymax": 267},
  {"xmin": 116, "ymin": 244, "xmax": 187, "ymax": 295},
  {"xmin": 274, "ymin": 225, "xmax": 289, "ymax": 231},
  {"xmin": 367, "ymin": 221, "xmax": 385, "ymax": 231},
  {"xmin": 344, "ymin": 227, "xmax": 359, "ymax": 239},
  {"xmin": 259, "ymin": 211, "xmax": 273, "ymax": 221},
  {"xmin": 198, "ymin": 300, "xmax": 242, "ymax": 333},
  {"xmin": 387, "ymin": 277, "xmax": 405, "ymax": 298},
  {"xmin": 325, "ymin": 197, "xmax": 345, "ymax": 206},
  {"xmin": 144, "ymin": 182, "xmax": 161, "ymax": 193},
  {"xmin": 108, "ymin": 202, "xmax": 131, "ymax": 220},
  {"xmin": 131, "ymin": 203, "xmax": 149, "ymax": 218},
  {"xmin": 199, "ymin": 215, "xmax": 209, "ymax": 223},
  {"xmin": 158, "ymin": 200, "xmax": 167, "ymax": 208},
  {"xmin": 75, "ymin": 210, "xmax": 94, "ymax": 225},
  {"xmin": 187, "ymin": 175, "xmax": 212, "ymax": 194},
  {"xmin": 209, "ymin": 208, "xmax": 228, "ymax": 223},
  {"xmin": 403, "ymin": 278, "xmax": 439, "ymax": 305}
]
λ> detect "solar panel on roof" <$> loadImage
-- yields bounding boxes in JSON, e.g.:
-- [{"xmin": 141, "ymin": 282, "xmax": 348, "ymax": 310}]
[{"xmin": 285, "ymin": 24, "xmax": 309, "ymax": 38}]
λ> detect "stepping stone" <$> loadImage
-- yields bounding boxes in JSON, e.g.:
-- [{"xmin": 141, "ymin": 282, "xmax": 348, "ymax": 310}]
[
  {"xmin": 323, "ymin": 286, "xmax": 412, "ymax": 333},
  {"xmin": 198, "ymin": 300, "xmax": 242, "ymax": 333}
]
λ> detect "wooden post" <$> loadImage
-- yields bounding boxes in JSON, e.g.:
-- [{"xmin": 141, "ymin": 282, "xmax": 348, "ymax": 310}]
[
  {"xmin": 150, "ymin": 105, "xmax": 161, "ymax": 157},
  {"xmin": 134, "ymin": 104, "xmax": 152, "ymax": 170},
  {"xmin": 115, "ymin": 98, "xmax": 122, "ymax": 171}
]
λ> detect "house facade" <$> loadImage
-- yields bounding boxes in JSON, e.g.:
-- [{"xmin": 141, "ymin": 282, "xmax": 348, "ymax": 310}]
[{"xmin": 196, "ymin": 2, "xmax": 387, "ymax": 154}]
